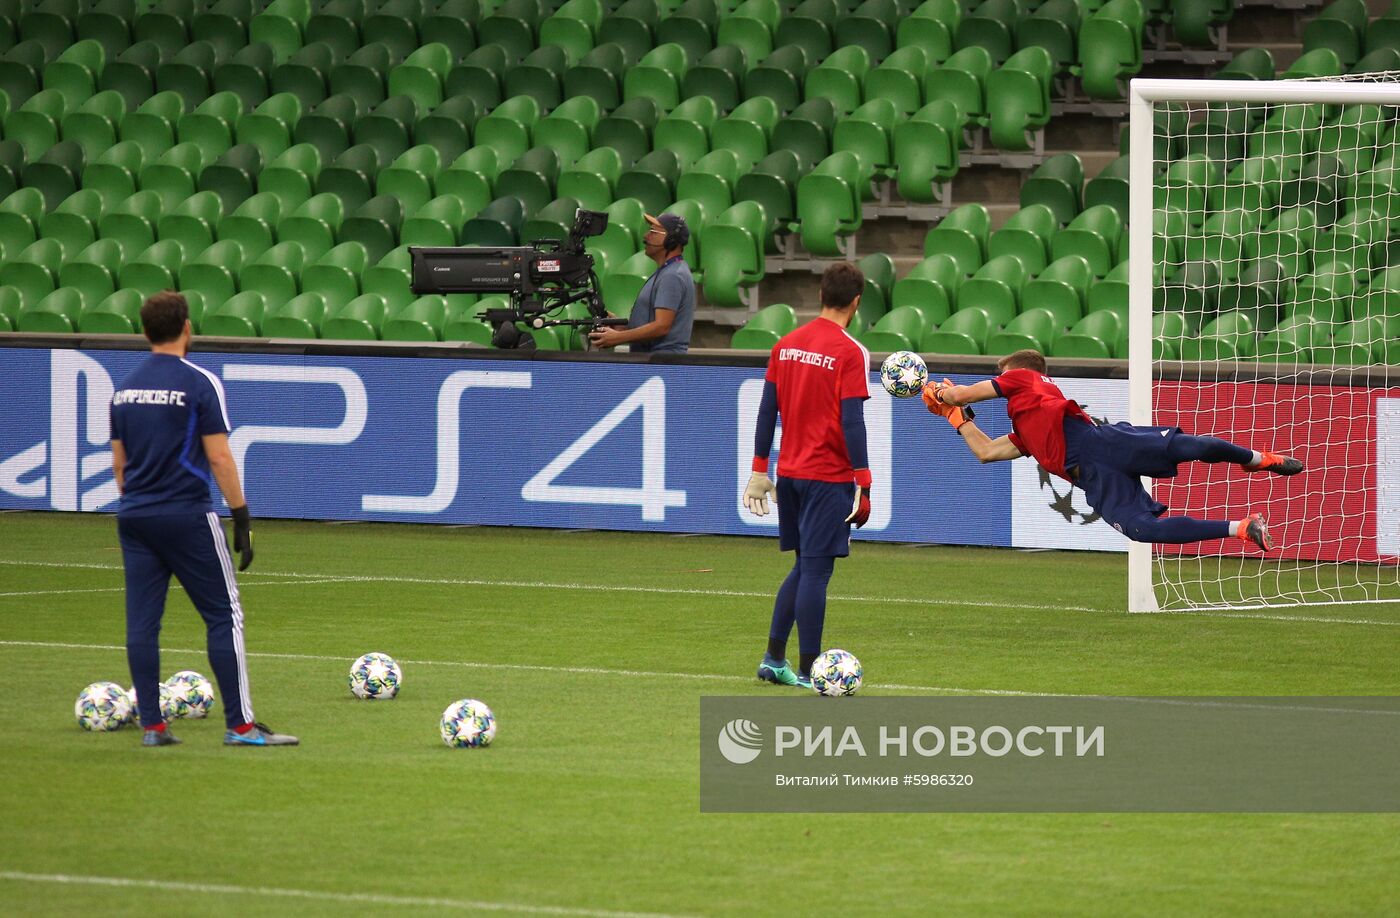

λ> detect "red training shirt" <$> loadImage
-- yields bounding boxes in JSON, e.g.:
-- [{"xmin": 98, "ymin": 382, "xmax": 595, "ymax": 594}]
[
  {"xmin": 763, "ymin": 317, "xmax": 871, "ymax": 483},
  {"xmin": 992, "ymin": 367, "xmax": 1094, "ymax": 480}
]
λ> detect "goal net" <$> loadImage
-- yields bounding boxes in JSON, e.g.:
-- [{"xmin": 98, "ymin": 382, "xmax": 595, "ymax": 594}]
[{"xmin": 1129, "ymin": 76, "xmax": 1400, "ymax": 613}]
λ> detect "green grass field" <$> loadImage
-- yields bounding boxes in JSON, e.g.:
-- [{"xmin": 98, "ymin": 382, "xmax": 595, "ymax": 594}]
[{"xmin": 4, "ymin": 510, "xmax": 1400, "ymax": 916}]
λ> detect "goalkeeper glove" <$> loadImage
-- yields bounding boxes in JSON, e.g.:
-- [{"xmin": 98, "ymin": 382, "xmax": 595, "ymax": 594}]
[
  {"xmin": 922, "ymin": 379, "xmax": 976, "ymax": 430},
  {"xmin": 743, "ymin": 471, "xmax": 777, "ymax": 517},
  {"xmin": 845, "ymin": 486, "xmax": 872, "ymax": 528},
  {"xmin": 230, "ymin": 505, "xmax": 254, "ymax": 571}
]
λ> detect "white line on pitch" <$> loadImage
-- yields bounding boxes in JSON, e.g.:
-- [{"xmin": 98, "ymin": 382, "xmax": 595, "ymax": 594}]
[
  {"xmin": 0, "ymin": 871, "xmax": 694, "ymax": 918},
  {"xmin": 0, "ymin": 579, "xmax": 359, "ymax": 598},
  {"xmin": 0, "ymin": 640, "xmax": 1041, "ymax": 696}
]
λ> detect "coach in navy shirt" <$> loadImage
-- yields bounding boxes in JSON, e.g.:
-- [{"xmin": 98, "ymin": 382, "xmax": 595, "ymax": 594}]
[{"xmin": 110, "ymin": 291, "xmax": 297, "ymax": 748}]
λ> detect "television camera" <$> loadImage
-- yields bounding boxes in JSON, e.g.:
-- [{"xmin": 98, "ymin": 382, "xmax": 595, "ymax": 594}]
[{"xmin": 408, "ymin": 208, "xmax": 626, "ymax": 350}]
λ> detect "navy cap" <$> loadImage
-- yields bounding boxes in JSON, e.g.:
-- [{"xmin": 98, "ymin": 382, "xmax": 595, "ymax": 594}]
[{"xmin": 651, "ymin": 212, "xmax": 690, "ymax": 249}]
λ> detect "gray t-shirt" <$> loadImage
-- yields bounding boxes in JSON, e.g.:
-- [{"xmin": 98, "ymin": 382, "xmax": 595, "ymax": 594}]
[{"xmin": 627, "ymin": 257, "xmax": 694, "ymax": 353}]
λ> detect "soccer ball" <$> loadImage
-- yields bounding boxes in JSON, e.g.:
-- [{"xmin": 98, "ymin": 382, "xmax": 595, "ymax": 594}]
[
  {"xmin": 166, "ymin": 670, "xmax": 216, "ymax": 718},
  {"xmin": 880, "ymin": 351, "xmax": 928, "ymax": 398},
  {"xmin": 349, "ymin": 652, "xmax": 402, "ymax": 699},
  {"xmin": 440, "ymin": 699, "xmax": 496, "ymax": 748},
  {"xmin": 76, "ymin": 681, "xmax": 132, "ymax": 731},
  {"xmin": 128, "ymin": 682, "xmax": 181, "ymax": 722},
  {"xmin": 810, "ymin": 649, "xmax": 863, "ymax": 697}
]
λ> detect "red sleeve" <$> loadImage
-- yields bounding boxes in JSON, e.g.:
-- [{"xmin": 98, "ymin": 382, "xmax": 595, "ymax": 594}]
[
  {"xmin": 1008, "ymin": 431, "xmax": 1025, "ymax": 453},
  {"xmin": 992, "ymin": 368, "xmax": 1031, "ymax": 397},
  {"xmin": 839, "ymin": 343, "xmax": 870, "ymax": 401}
]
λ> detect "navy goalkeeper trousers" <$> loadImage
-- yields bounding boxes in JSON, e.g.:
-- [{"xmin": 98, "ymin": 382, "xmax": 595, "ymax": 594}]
[{"xmin": 118, "ymin": 511, "xmax": 254, "ymax": 729}]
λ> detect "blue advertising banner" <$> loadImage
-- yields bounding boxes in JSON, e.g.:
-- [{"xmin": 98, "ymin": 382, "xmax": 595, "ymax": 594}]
[{"xmin": 0, "ymin": 347, "xmax": 1015, "ymax": 546}]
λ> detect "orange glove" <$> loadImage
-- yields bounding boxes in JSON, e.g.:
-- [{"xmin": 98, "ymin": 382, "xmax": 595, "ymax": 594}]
[{"xmin": 922, "ymin": 380, "xmax": 976, "ymax": 430}]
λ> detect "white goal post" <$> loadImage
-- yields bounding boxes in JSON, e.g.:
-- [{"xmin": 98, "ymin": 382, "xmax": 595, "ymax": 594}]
[{"xmin": 1127, "ymin": 77, "xmax": 1400, "ymax": 613}]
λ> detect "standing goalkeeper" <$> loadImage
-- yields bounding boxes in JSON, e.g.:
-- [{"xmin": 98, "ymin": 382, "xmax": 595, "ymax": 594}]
[
  {"xmin": 110, "ymin": 292, "xmax": 297, "ymax": 747},
  {"xmin": 742, "ymin": 263, "xmax": 873, "ymax": 688},
  {"xmin": 924, "ymin": 348, "xmax": 1303, "ymax": 550}
]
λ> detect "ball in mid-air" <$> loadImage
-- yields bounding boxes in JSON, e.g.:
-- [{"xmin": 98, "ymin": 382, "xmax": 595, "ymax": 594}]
[
  {"xmin": 440, "ymin": 699, "xmax": 496, "ymax": 748},
  {"xmin": 166, "ymin": 670, "xmax": 216, "ymax": 718},
  {"xmin": 810, "ymin": 649, "xmax": 863, "ymax": 697},
  {"xmin": 880, "ymin": 351, "xmax": 928, "ymax": 398},
  {"xmin": 349, "ymin": 652, "xmax": 403, "ymax": 699},
  {"xmin": 75, "ymin": 681, "xmax": 132, "ymax": 731}
]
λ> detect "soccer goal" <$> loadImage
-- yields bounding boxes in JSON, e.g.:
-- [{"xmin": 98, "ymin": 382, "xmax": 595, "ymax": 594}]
[{"xmin": 1128, "ymin": 76, "xmax": 1400, "ymax": 613}]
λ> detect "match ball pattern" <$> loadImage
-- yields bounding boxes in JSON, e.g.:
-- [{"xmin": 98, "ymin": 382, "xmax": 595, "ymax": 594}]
[
  {"xmin": 128, "ymin": 682, "xmax": 181, "ymax": 722},
  {"xmin": 349, "ymin": 652, "xmax": 403, "ymax": 700},
  {"xmin": 880, "ymin": 351, "xmax": 928, "ymax": 399},
  {"xmin": 75, "ymin": 681, "xmax": 132, "ymax": 732},
  {"xmin": 810, "ymin": 649, "xmax": 863, "ymax": 697},
  {"xmin": 166, "ymin": 670, "xmax": 216, "ymax": 718},
  {"xmin": 440, "ymin": 699, "xmax": 497, "ymax": 748}
]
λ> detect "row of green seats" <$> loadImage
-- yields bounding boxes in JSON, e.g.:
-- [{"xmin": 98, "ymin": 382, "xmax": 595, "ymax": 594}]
[{"xmin": 1302, "ymin": 0, "xmax": 1400, "ymax": 68}]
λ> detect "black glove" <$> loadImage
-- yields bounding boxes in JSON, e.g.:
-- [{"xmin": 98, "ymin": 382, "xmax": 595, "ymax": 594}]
[
  {"xmin": 844, "ymin": 487, "xmax": 872, "ymax": 528},
  {"xmin": 230, "ymin": 505, "xmax": 254, "ymax": 571}
]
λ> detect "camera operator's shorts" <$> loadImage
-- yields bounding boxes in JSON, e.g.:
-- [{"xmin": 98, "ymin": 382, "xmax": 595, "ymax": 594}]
[{"xmin": 777, "ymin": 477, "xmax": 854, "ymax": 558}]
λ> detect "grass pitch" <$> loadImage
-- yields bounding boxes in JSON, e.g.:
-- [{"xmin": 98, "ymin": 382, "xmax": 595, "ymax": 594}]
[{"xmin": 3, "ymin": 510, "xmax": 1400, "ymax": 916}]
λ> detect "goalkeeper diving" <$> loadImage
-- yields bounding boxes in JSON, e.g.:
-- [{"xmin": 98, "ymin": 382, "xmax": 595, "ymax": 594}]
[{"xmin": 925, "ymin": 349, "xmax": 1303, "ymax": 551}]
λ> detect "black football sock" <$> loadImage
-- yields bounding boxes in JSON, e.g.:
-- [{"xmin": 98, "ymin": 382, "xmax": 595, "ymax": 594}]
[
  {"xmin": 767, "ymin": 638, "xmax": 787, "ymax": 661},
  {"xmin": 799, "ymin": 653, "xmax": 818, "ymax": 678}
]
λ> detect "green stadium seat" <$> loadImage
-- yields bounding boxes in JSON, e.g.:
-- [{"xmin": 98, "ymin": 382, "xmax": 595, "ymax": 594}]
[
  {"xmin": 132, "ymin": 0, "xmax": 193, "ymax": 54},
  {"xmin": 1282, "ymin": 46, "xmax": 1343, "ymax": 79},
  {"xmin": 893, "ymin": 100, "xmax": 960, "ymax": 203},
  {"xmin": 261, "ymin": 290, "xmax": 326, "ymax": 337},
  {"xmin": 730, "ymin": 301, "xmax": 796, "ymax": 349},
  {"xmin": 594, "ymin": 96, "xmax": 661, "ymax": 167},
  {"xmin": 1289, "ymin": 257, "xmax": 1354, "ymax": 324},
  {"xmin": 315, "ymin": 143, "xmax": 380, "ymax": 212},
  {"xmin": 100, "ymin": 40, "xmax": 161, "ymax": 107},
  {"xmin": 683, "ymin": 43, "xmax": 747, "ymax": 113},
  {"xmin": 588, "ymin": 195, "xmax": 645, "ymax": 264},
  {"xmin": 521, "ymin": 195, "xmax": 581, "ymax": 243},
  {"xmin": 796, "ymin": 150, "xmax": 861, "ymax": 257},
  {"xmin": 1023, "ymin": 254, "xmax": 1092, "ymax": 328},
  {"xmin": 1082, "ymin": 154, "xmax": 1128, "ymax": 222},
  {"xmin": 1020, "ymin": 152, "xmax": 1082, "ymax": 226},
  {"xmin": 62, "ymin": 237, "xmax": 124, "ymax": 307},
  {"xmin": 676, "ymin": 148, "xmax": 740, "ymax": 222},
  {"xmin": 249, "ymin": 0, "xmax": 311, "ymax": 65},
  {"xmin": 654, "ymin": 95, "xmax": 718, "ymax": 169},
  {"xmin": 899, "ymin": 0, "xmax": 958, "ymax": 60},
  {"xmin": 1177, "ymin": 309, "xmax": 1256, "ymax": 360},
  {"xmin": 0, "ymin": 40, "xmax": 47, "ymax": 106},
  {"xmin": 1318, "ymin": 205, "xmax": 1383, "ymax": 269},
  {"xmin": 625, "ymin": 42, "xmax": 688, "ymax": 112},
  {"xmin": 833, "ymin": 98, "xmax": 897, "ymax": 198},
  {"xmin": 891, "ymin": 253, "xmax": 960, "ymax": 324},
  {"xmin": 320, "ymin": 291, "xmax": 385, "ymax": 340},
  {"xmin": 1051, "ymin": 204, "xmax": 1122, "ymax": 277},
  {"xmin": 865, "ymin": 46, "xmax": 930, "ymax": 116},
  {"xmin": 77, "ymin": 287, "xmax": 144, "ymax": 333},
  {"xmin": 379, "ymin": 293, "xmax": 448, "ymax": 341},
  {"xmin": 836, "ymin": 0, "xmax": 899, "ymax": 61},
  {"xmin": 958, "ymin": 253, "xmax": 1026, "ymax": 326},
  {"xmin": 856, "ymin": 251, "xmax": 896, "ymax": 327},
  {"xmin": 201, "ymin": 289, "xmax": 267, "ymax": 337},
  {"xmin": 176, "ymin": 90, "xmax": 242, "ymax": 162},
  {"xmin": 370, "ymin": 145, "xmax": 436, "ymax": 216},
  {"xmin": 1214, "ymin": 255, "xmax": 1283, "ymax": 316},
  {"xmin": 3, "ymin": 237, "xmax": 64, "ymax": 312},
  {"xmin": 409, "ymin": 96, "xmax": 476, "ymax": 165},
  {"xmin": 986, "ymin": 306, "xmax": 1059, "ymax": 355},
  {"xmin": 957, "ymin": 0, "xmax": 1018, "ymax": 64},
  {"xmin": 1017, "ymin": 0, "xmax": 1079, "ymax": 73},
  {"xmin": 241, "ymin": 239, "xmax": 305, "ymax": 306},
  {"xmin": 1331, "ymin": 316, "xmax": 1390, "ymax": 364},
  {"xmin": 861, "ymin": 304, "xmax": 931, "ymax": 352},
  {"xmin": 291, "ymin": 93, "xmax": 359, "ymax": 161},
  {"xmin": 1087, "ymin": 261, "xmax": 1127, "ymax": 319},
  {"xmin": 76, "ymin": 0, "xmax": 137, "ymax": 59},
  {"xmin": 60, "ymin": 89, "xmax": 125, "ymax": 160},
  {"xmin": 715, "ymin": 0, "xmax": 778, "ymax": 66},
  {"xmin": 192, "ymin": 0, "xmax": 257, "ymax": 58},
  {"xmin": 98, "ymin": 188, "xmax": 164, "ymax": 256},
  {"xmin": 17, "ymin": 285, "xmax": 87, "ymax": 332},
  {"xmin": 302, "ymin": 240, "xmax": 366, "ymax": 309},
  {"xmin": 23, "ymin": 137, "xmax": 84, "ymax": 209},
  {"xmin": 986, "ymin": 45, "xmax": 1053, "ymax": 152},
  {"xmin": 733, "ymin": 149, "xmax": 800, "ymax": 250},
  {"xmin": 1053, "ymin": 309, "xmax": 1122, "ymax": 358},
  {"xmin": 777, "ymin": 0, "xmax": 836, "ymax": 65},
  {"xmin": 38, "ymin": 185, "xmax": 103, "ymax": 254},
  {"xmin": 255, "ymin": 142, "xmax": 319, "ymax": 212},
  {"xmin": 118, "ymin": 90, "xmax": 182, "ymax": 161},
  {"xmin": 495, "ymin": 146, "xmax": 560, "ymax": 214},
  {"xmin": 354, "ymin": 94, "xmax": 419, "ymax": 166},
  {"xmin": 924, "ymin": 202, "xmax": 988, "ymax": 276},
  {"xmin": 598, "ymin": 0, "xmax": 659, "ymax": 67},
  {"xmin": 711, "ymin": 95, "xmax": 779, "ymax": 169},
  {"xmin": 199, "ymin": 143, "xmax": 263, "ymax": 212},
  {"xmin": 235, "ymin": 92, "xmax": 301, "ymax": 159},
  {"xmin": 271, "ymin": 40, "xmax": 336, "ymax": 108},
  {"xmin": 701, "ymin": 199, "xmax": 766, "ymax": 308},
  {"xmin": 559, "ymin": 146, "xmax": 622, "ymax": 212},
  {"xmin": 600, "ymin": 248, "xmax": 653, "ymax": 314},
  {"xmin": 616, "ymin": 148, "xmax": 680, "ymax": 214},
  {"xmin": 534, "ymin": 95, "xmax": 600, "ymax": 169},
  {"xmin": 156, "ymin": 40, "xmax": 219, "ymax": 108},
  {"xmin": 438, "ymin": 145, "xmax": 499, "ymax": 216},
  {"xmin": 0, "ymin": 187, "xmax": 44, "ymax": 261},
  {"xmin": 503, "ymin": 44, "xmax": 568, "ymax": 110},
  {"xmin": 988, "ymin": 203, "xmax": 1057, "ymax": 275},
  {"xmin": 7, "ymin": 88, "xmax": 67, "ymax": 161},
  {"xmin": 461, "ymin": 194, "xmax": 525, "ymax": 246},
  {"xmin": 1215, "ymin": 47, "xmax": 1273, "ymax": 81},
  {"xmin": 924, "ymin": 45, "xmax": 991, "ymax": 126},
  {"xmin": 1078, "ymin": 0, "xmax": 1143, "ymax": 100},
  {"xmin": 181, "ymin": 238, "xmax": 247, "ymax": 307},
  {"xmin": 329, "ymin": 41, "xmax": 396, "ymax": 110},
  {"xmin": 1302, "ymin": 0, "xmax": 1364, "ymax": 66},
  {"xmin": 741, "ymin": 44, "xmax": 804, "ymax": 114},
  {"xmin": 361, "ymin": 244, "xmax": 413, "ymax": 311},
  {"xmin": 479, "ymin": 0, "xmax": 545, "ymax": 61},
  {"xmin": 442, "ymin": 298, "xmax": 496, "ymax": 345},
  {"xmin": 138, "ymin": 140, "xmax": 202, "ymax": 208},
  {"xmin": 387, "ymin": 42, "xmax": 451, "ymax": 111},
  {"xmin": 442, "ymin": 44, "xmax": 507, "ymax": 113},
  {"xmin": 564, "ymin": 41, "xmax": 625, "ymax": 110},
  {"xmin": 274, "ymin": 191, "xmax": 340, "ymax": 263},
  {"xmin": 922, "ymin": 305, "xmax": 990, "ymax": 355},
  {"xmin": 772, "ymin": 96, "xmax": 835, "ymax": 171},
  {"xmin": 43, "ymin": 37, "xmax": 104, "ymax": 106},
  {"xmin": 119, "ymin": 237, "xmax": 186, "ymax": 296},
  {"xmin": 805, "ymin": 45, "xmax": 868, "ymax": 116},
  {"xmin": 217, "ymin": 190, "xmax": 281, "ymax": 258},
  {"xmin": 541, "ymin": 0, "xmax": 604, "ymax": 66},
  {"xmin": 1172, "ymin": 0, "xmax": 1234, "ymax": 48}
]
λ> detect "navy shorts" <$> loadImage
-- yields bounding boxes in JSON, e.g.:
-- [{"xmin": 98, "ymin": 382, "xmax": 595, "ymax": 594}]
[
  {"xmin": 1067, "ymin": 422, "xmax": 1175, "ymax": 530},
  {"xmin": 777, "ymin": 477, "xmax": 854, "ymax": 557}
]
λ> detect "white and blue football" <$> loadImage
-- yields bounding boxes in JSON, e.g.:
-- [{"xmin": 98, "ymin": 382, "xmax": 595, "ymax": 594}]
[
  {"xmin": 811, "ymin": 649, "xmax": 863, "ymax": 697},
  {"xmin": 440, "ymin": 699, "xmax": 496, "ymax": 748},
  {"xmin": 880, "ymin": 351, "xmax": 928, "ymax": 398},
  {"xmin": 349, "ymin": 652, "xmax": 402, "ymax": 700}
]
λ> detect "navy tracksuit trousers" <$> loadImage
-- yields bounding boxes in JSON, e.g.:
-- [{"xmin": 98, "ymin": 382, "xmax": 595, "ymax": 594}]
[{"xmin": 119, "ymin": 511, "xmax": 254, "ymax": 729}]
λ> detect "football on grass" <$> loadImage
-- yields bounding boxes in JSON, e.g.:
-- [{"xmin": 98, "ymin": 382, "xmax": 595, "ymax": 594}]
[
  {"xmin": 811, "ymin": 649, "xmax": 863, "ymax": 697},
  {"xmin": 75, "ymin": 681, "xmax": 132, "ymax": 732},
  {"xmin": 880, "ymin": 351, "xmax": 928, "ymax": 398},
  {"xmin": 441, "ymin": 699, "xmax": 496, "ymax": 748},
  {"xmin": 349, "ymin": 652, "xmax": 402, "ymax": 699},
  {"xmin": 128, "ymin": 683, "xmax": 181, "ymax": 721},
  {"xmin": 166, "ymin": 670, "xmax": 215, "ymax": 718}
]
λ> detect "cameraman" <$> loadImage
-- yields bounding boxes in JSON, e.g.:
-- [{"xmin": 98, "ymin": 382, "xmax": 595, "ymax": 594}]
[{"xmin": 589, "ymin": 213, "xmax": 695, "ymax": 353}]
